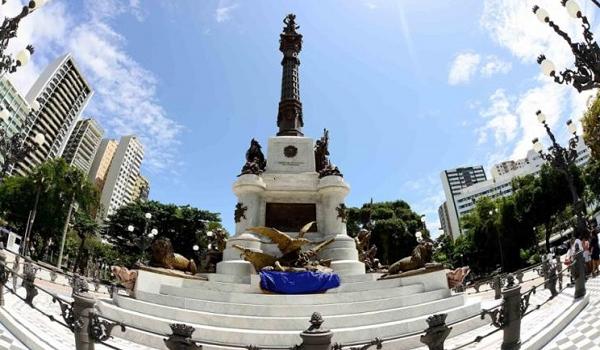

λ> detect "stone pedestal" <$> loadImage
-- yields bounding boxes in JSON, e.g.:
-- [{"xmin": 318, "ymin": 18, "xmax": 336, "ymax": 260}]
[{"xmin": 218, "ymin": 136, "xmax": 364, "ymax": 277}]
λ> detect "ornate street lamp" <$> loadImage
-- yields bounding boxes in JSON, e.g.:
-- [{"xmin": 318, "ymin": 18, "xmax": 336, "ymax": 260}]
[
  {"xmin": 0, "ymin": 0, "xmax": 46, "ymax": 75},
  {"xmin": 531, "ymin": 110, "xmax": 587, "ymax": 237},
  {"xmin": 533, "ymin": 1, "xmax": 600, "ymax": 92}
]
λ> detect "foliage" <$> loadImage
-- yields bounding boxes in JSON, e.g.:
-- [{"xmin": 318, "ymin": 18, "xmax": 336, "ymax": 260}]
[
  {"xmin": 582, "ymin": 92, "xmax": 600, "ymax": 160},
  {"xmin": 584, "ymin": 159, "xmax": 600, "ymax": 205},
  {"xmin": 346, "ymin": 200, "xmax": 428, "ymax": 265},
  {"xmin": 103, "ymin": 200, "xmax": 224, "ymax": 267},
  {"xmin": 0, "ymin": 159, "xmax": 99, "ymax": 257}
]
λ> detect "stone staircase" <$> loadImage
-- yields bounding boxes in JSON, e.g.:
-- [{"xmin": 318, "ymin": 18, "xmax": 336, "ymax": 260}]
[{"xmin": 97, "ymin": 270, "xmax": 486, "ymax": 350}]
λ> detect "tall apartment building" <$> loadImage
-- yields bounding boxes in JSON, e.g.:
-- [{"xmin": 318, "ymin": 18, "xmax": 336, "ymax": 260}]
[
  {"xmin": 438, "ymin": 202, "xmax": 453, "ymax": 239},
  {"xmin": 62, "ymin": 118, "xmax": 103, "ymax": 174},
  {"xmin": 132, "ymin": 175, "xmax": 150, "ymax": 202},
  {"xmin": 13, "ymin": 54, "xmax": 93, "ymax": 175},
  {"xmin": 88, "ymin": 139, "xmax": 118, "ymax": 190},
  {"xmin": 441, "ymin": 143, "xmax": 592, "ymax": 239},
  {"xmin": 440, "ymin": 166, "xmax": 487, "ymax": 238},
  {"xmin": 99, "ymin": 135, "xmax": 144, "ymax": 220},
  {"xmin": 0, "ymin": 77, "xmax": 33, "ymax": 169}
]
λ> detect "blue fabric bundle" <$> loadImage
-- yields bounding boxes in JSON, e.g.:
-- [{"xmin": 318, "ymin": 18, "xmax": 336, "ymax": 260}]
[{"xmin": 259, "ymin": 270, "xmax": 341, "ymax": 294}]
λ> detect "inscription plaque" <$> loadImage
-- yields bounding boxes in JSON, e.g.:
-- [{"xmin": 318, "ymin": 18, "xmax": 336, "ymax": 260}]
[{"xmin": 265, "ymin": 203, "xmax": 318, "ymax": 233}]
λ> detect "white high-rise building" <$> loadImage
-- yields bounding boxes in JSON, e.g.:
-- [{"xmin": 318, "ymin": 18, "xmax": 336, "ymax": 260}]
[
  {"xmin": 440, "ymin": 166, "xmax": 487, "ymax": 238},
  {"xmin": 62, "ymin": 118, "xmax": 104, "ymax": 174},
  {"xmin": 0, "ymin": 77, "xmax": 33, "ymax": 170},
  {"xmin": 99, "ymin": 135, "xmax": 144, "ymax": 220},
  {"xmin": 88, "ymin": 138, "xmax": 118, "ymax": 191},
  {"xmin": 14, "ymin": 54, "xmax": 93, "ymax": 175},
  {"xmin": 443, "ymin": 143, "xmax": 592, "ymax": 238}
]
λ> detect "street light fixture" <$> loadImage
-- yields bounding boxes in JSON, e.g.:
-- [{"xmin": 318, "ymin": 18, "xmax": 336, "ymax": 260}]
[
  {"xmin": 533, "ymin": 1, "xmax": 600, "ymax": 92},
  {"xmin": 531, "ymin": 110, "xmax": 587, "ymax": 238},
  {"xmin": 0, "ymin": 0, "xmax": 47, "ymax": 75}
]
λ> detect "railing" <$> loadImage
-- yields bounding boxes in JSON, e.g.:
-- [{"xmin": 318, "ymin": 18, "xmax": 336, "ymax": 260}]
[{"xmin": 0, "ymin": 247, "xmax": 589, "ymax": 350}]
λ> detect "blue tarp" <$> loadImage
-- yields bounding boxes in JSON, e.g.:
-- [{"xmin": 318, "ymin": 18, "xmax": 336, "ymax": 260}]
[{"xmin": 259, "ymin": 270, "xmax": 341, "ymax": 294}]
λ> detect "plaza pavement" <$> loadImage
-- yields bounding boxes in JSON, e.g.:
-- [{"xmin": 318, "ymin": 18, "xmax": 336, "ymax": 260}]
[{"xmin": 0, "ymin": 267, "xmax": 597, "ymax": 349}]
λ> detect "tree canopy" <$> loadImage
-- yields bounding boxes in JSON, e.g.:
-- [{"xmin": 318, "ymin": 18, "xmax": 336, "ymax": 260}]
[
  {"xmin": 103, "ymin": 200, "xmax": 224, "ymax": 267},
  {"xmin": 583, "ymin": 92, "xmax": 600, "ymax": 160},
  {"xmin": 346, "ymin": 200, "xmax": 428, "ymax": 265}
]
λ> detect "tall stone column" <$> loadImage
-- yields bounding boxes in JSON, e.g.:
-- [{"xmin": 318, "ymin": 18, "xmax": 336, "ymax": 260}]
[
  {"xmin": 318, "ymin": 175, "xmax": 364, "ymax": 275},
  {"xmin": 216, "ymin": 174, "xmax": 266, "ymax": 277}
]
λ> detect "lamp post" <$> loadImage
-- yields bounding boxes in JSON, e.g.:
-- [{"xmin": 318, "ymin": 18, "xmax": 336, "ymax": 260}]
[
  {"xmin": 489, "ymin": 208, "xmax": 505, "ymax": 271},
  {"xmin": 532, "ymin": 110, "xmax": 587, "ymax": 238},
  {"xmin": 533, "ymin": 1, "xmax": 600, "ymax": 92},
  {"xmin": 0, "ymin": 0, "xmax": 46, "ymax": 76}
]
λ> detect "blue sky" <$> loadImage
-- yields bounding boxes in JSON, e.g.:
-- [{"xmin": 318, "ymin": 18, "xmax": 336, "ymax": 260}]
[{"xmin": 3, "ymin": 0, "xmax": 598, "ymax": 235}]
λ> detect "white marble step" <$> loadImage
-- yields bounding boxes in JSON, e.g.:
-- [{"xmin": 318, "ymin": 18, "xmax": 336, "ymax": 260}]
[
  {"xmin": 111, "ymin": 293, "xmax": 464, "ymax": 330},
  {"xmin": 158, "ymin": 282, "xmax": 424, "ymax": 305},
  {"xmin": 97, "ymin": 298, "xmax": 481, "ymax": 347},
  {"xmin": 121, "ymin": 288, "xmax": 450, "ymax": 317},
  {"xmin": 179, "ymin": 275, "xmax": 403, "ymax": 294}
]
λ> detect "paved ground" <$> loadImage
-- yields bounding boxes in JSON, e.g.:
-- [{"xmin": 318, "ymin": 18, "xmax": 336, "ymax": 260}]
[
  {"xmin": 542, "ymin": 276, "xmax": 600, "ymax": 350},
  {"xmin": 0, "ymin": 262, "xmax": 597, "ymax": 349}
]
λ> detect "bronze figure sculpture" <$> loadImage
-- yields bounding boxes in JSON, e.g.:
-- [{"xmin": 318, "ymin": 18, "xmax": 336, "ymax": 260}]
[
  {"xmin": 385, "ymin": 241, "xmax": 436, "ymax": 276},
  {"xmin": 314, "ymin": 129, "xmax": 343, "ymax": 178},
  {"xmin": 239, "ymin": 139, "xmax": 266, "ymax": 176},
  {"xmin": 150, "ymin": 238, "xmax": 198, "ymax": 274},
  {"xmin": 354, "ymin": 229, "xmax": 381, "ymax": 272},
  {"xmin": 233, "ymin": 222, "xmax": 334, "ymax": 272}
]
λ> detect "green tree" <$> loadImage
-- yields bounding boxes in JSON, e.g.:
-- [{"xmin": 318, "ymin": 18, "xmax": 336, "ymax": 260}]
[
  {"xmin": 103, "ymin": 200, "xmax": 223, "ymax": 267},
  {"xmin": 346, "ymin": 200, "xmax": 428, "ymax": 265},
  {"xmin": 582, "ymin": 92, "xmax": 600, "ymax": 160},
  {"xmin": 584, "ymin": 159, "xmax": 600, "ymax": 209},
  {"xmin": 72, "ymin": 211, "xmax": 100, "ymax": 273}
]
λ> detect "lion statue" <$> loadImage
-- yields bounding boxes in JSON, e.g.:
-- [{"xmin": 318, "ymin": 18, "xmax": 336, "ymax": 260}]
[
  {"xmin": 150, "ymin": 238, "xmax": 197, "ymax": 274},
  {"xmin": 111, "ymin": 266, "xmax": 138, "ymax": 295},
  {"xmin": 386, "ymin": 241, "xmax": 434, "ymax": 276}
]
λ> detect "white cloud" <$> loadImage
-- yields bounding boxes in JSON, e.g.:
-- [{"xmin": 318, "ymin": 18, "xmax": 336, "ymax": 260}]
[
  {"xmin": 5, "ymin": 0, "xmax": 181, "ymax": 173},
  {"xmin": 448, "ymin": 52, "xmax": 481, "ymax": 85},
  {"xmin": 478, "ymin": 89, "xmax": 518, "ymax": 146},
  {"xmin": 478, "ymin": 0, "xmax": 599, "ymax": 162},
  {"xmin": 480, "ymin": 55, "xmax": 512, "ymax": 77},
  {"xmin": 215, "ymin": 1, "xmax": 238, "ymax": 23}
]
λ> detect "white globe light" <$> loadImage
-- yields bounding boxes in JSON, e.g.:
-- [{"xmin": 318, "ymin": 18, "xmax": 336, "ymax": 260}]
[
  {"xmin": 567, "ymin": 119, "xmax": 577, "ymax": 134},
  {"xmin": 145, "ymin": 213, "xmax": 152, "ymax": 219},
  {"xmin": 33, "ymin": 133, "xmax": 45, "ymax": 146},
  {"xmin": 207, "ymin": 243, "xmax": 213, "ymax": 250},
  {"xmin": 193, "ymin": 245, "xmax": 199, "ymax": 251},
  {"xmin": 564, "ymin": 0, "xmax": 581, "ymax": 18},
  {"xmin": 151, "ymin": 228, "xmax": 158, "ymax": 235},
  {"xmin": 536, "ymin": 110, "xmax": 546, "ymax": 124},
  {"xmin": 147, "ymin": 233, "xmax": 154, "ymax": 238},
  {"xmin": 539, "ymin": 58, "xmax": 556, "ymax": 77},
  {"xmin": 415, "ymin": 231, "xmax": 422, "ymax": 239},
  {"xmin": 32, "ymin": 0, "xmax": 46, "ymax": 10},
  {"xmin": 0, "ymin": 108, "xmax": 9, "ymax": 123},
  {"xmin": 535, "ymin": 6, "xmax": 550, "ymax": 23},
  {"xmin": 206, "ymin": 231, "xmax": 214, "ymax": 237},
  {"xmin": 127, "ymin": 225, "xmax": 134, "ymax": 232},
  {"xmin": 532, "ymin": 138, "xmax": 543, "ymax": 153},
  {"xmin": 16, "ymin": 48, "xmax": 31, "ymax": 66}
]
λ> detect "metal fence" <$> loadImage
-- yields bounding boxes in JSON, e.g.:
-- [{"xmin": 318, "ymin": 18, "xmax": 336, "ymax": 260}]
[{"xmin": 0, "ymin": 247, "xmax": 588, "ymax": 350}]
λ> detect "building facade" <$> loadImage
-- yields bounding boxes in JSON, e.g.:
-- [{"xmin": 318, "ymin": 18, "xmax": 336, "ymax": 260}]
[
  {"xmin": 0, "ymin": 77, "xmax": 33, "ymax": 169},
  {"xmin": 132, "ymin": 175, "xmax": 150, "ymax": 202},
  {"xmin": 13, "ymin": 54, "xmax": 93, "ymax": 175},
  {"xmin": 62, "ymin": 118, "xmax": 103, "ymax": 174},
  {"xmin": 99, "ymin": 135, "xmax": 144, "ymax": 220},
  {"xmin": 440, "ymin": 166, "xmax": 487, "ymax": 238},
  {"xmin": 441, "ymin": 143, "xmax": 591, "ymax": 239},
  {"xmin": 88, "ymin": 138, "xmax": 118, "ymax": 191}
]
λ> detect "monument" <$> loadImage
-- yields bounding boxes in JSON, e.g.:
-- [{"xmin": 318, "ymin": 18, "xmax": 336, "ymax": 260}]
[{"xmin": 217, "ymin": 14, "xmax": 365, "ymax": 278}]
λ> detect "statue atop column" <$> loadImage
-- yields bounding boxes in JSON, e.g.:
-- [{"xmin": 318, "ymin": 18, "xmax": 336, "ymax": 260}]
[
  {"xmin": 239, "ymin": 139, "xmax": 266, "ymax": 176},
  {"xmin": 314, "ymin": 129, "xmax": 343, "ymax": 178}
]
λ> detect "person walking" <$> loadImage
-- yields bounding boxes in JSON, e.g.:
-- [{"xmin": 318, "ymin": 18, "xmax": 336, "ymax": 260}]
[{"xmin": 591, "ymin": 229, "xmax": 600, "ymax": 276}]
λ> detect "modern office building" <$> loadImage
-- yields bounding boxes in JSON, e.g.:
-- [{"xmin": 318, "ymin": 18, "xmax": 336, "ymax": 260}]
[
  {"xmin": 13, "ymin": 53, "xmax": 93, "ymax": 176},
  {"xmin": 132, "ymin": 174, "xmax": 150, "ymax": 202},
  {"xmin": 62, "ymin": 118, "xmax": 104, "ymax": 174},
  {"xmin": 439, "ymin": 166, "xmax": 487, "ymax": 238},
  {"xmin": 99, "ymin": 135, "xmax": 144, "ymax": 220},
  {"xmin": 0, "ymin": 77, "xmax": 33, "ymax": 169},
  {"xmin": 441, "ymin": 143, "xmax": 591, "ymax": 238},
  {"xmin": 88, "ymin": 138, "xmax": 118, "ymax": 191}
]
